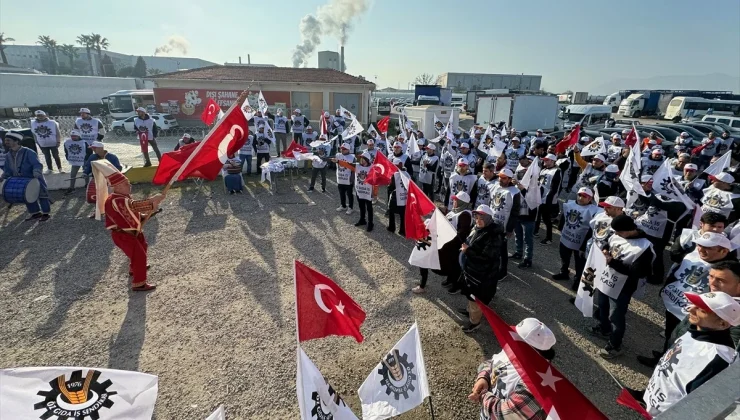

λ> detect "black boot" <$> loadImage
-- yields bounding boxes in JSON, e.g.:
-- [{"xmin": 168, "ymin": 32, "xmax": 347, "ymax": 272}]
[{"xmin": 354, "ymin": 219, "xmax": 367, "ymax": 226}]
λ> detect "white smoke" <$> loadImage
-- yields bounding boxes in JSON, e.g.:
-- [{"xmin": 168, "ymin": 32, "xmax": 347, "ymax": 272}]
[
  {"xmin": 292, "ymin": 0, "xmax": 369, "ymax": 68},
  {"xmin": 154, "ymin": 35, "xmax": 190, "ymax": 56}
]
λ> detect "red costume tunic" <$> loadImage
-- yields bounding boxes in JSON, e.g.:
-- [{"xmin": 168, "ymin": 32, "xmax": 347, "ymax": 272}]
[{"xmin": 104, "ymin": 192, "xmax": 154, "ymax": 287}]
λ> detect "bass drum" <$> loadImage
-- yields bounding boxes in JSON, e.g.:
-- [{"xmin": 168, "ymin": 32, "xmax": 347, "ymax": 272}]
[
  {"xmin": 2, "ymin": 177, "xmax": 40, "ymax": 204},
  {"xmin": 86, "ymin": 179, "xmax": 97, "ymax": 203}
]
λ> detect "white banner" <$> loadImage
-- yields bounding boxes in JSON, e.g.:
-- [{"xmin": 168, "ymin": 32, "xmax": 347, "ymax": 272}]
[
  {"xmin": 519, "ymin": 157, "xmax": 542, "ymax": 209},
  {"xmin": 652, "ymin": 159, "xmax": 695, "ymax": 212},
  {"xmin": 575, "ymin": 247, "xmax": 606, "ymax": 317},
  {"xmin": 703, "ymin": 150, "xmax": 732, "ymax": 176},
  {"xmin": 0, "ymin": 367, "xmax": 158, "ymax": 420},
  {"xmin": 297, "ymin": 347, "xmax": 358, "ymax": 420},
  {"xmin": 340, "ymin": 105, "xmax": 357, "ymax": 122},
  {"xmin": 433, "ymin": 115, "xmax": 444, "ymax": 135},
  {"xmin": 580, "ymin": 137, "xmax": 607, "ymax": 157},
  {"xmin": 409, "ymin": 208, "xmax": 457, "ymax": 269},
  {"xmin": 257, "ymin": 91, "xmax": 269, "ymax": 115},
  {"xmin": 619, "ymin": 139, "xmax": 646, "ymax": 207},
  {"xmin": 367, "ymin": 124, "xmax": 379, "ymax": 139},
  {"xmin": 408, "ymin": 132, "xmax": 420, "ymax": 158},
  {"xmin": 358, "ymin": 323, "xmax": 430, "ymax": 420},
  {"xmin": 342, "ymin": 118, "xmax": 365, "ymax": 139},
  {"xmin": 205, "ymin": 404, "xmax": 226, "ymax": 420}
]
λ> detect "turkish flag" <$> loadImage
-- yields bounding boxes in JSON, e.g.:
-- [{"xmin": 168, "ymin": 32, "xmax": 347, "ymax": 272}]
[
  {"xmin": 405, "ymin": 181, "xmax": 436, "ymax": 240},
  {"xmin": 616, "ymin": 389, "xmax": 653, "ymax": 419},
  {"xmin": 377, "ymin": 116, "xmax": 390, "ymax": 134},
  {"xmin": 475, "ymin": 299, "xmax": 608, "ymax": 420},
  {"xmin": 137, "ymin": 130, "xmax": 149, "ymax": 154},
  {"xmin": 364, "ymin": 150, "xmax": 397, "ymax": 186},
  {"xmin": 624, "ymin": 125, "xmax": 639, "ymax": 147},
  {"xmin": 152, "ymin": 105, "xmax": 248, "ymax": 185},
  {"xmin": 280, "ymin": 140, "xmax": 309, "ymax": 158},
  {"xmin": 200, "ymin": 98, "xmax": 222, "ymax": 125},
  {"xmin": 320, "ymin": 110, "xmax": 329, "ymax": 137},
  {"xmin": 555, "ymin": 124, "xmax": 580, "ymax": 155},
  {"xmin": 295, "ymin": 260, "xmax": 366, "ymax": 343}
]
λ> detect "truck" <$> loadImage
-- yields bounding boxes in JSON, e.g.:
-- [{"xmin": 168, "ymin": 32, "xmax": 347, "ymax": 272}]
[
  {"xmin": 572, "ymin": 92, "xmax": 589, "ymax": 104},
  {"xmin": 605, "ymin": 90, "xmax": 740, "ymax": 114},
  {"xmin": 413, "ymin": 85, "xmax": 452, "ymax": 106},
  {"xmin": 0, "ymin": 73, "xmax": 152, "ymax": 115},
  {"xmin": 475, "ymin": 94, "xmax": 559, "ymax": 132},
  {"xmin": 617, "ymin": 91, "xmax": 673, "ymax": 118},
  {"xmin": 402, "ymin": 105, "xmax": 460, "ymax": 138},
  {"xmin": 465, "ymin": 89, "xmax": 509, "ymax": 116},
  {"xmin": 603, "ymin": 90, "xmax": 640, "ymax": 112}
]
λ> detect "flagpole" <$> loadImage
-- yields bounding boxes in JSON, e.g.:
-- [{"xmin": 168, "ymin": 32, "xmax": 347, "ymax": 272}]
[{"xmin": 428, "ymin": 395, "xmax": 436, "ymax": 420}]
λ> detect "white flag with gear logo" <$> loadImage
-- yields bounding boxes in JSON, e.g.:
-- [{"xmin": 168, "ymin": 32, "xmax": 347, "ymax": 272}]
[
  {"xmin": 297, "ymin": 347, "xmax": 359, "ymax": 420},
  {"xmin": 342, "ymin": 118, "xmax": 365, "ymax": 139},
  {"xmin": 0, "ymin": 367, "xmax": 158, "ymax": 419},
  {"xmin": 357, "ymin": 323, "xmax": 430, "ymax": 419},
  {"xmin": 580, "ymin": 136, "xmax": 607, "ymax": 157},
  {"xmin": 408, "ymin": 208, "xmax": 457, "ymax": 269}
]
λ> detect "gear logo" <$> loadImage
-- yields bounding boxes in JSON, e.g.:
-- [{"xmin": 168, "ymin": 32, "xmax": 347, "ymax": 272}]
[
  {"xmin": 34, "ymin": 369, "xmax": 117, "ymax": 419},
  {"xmin": 378, "ymin": 349, "xmax": 417, "ymax": 400},
  {"xmin": 594, "ymin": 220, "xmax": 611, "ymax": 239},
  {"xmin": 657, "ymin": 339, "xmax": 683, "ymax": 377},
  {"xmin": 415, "ymin": 234, "xmax": 432, "ymax": 251},
  {"xmin": 311, "ymin": 381, "xmax": 346, "ymax": 420},
  {"xmin": 79, "ymin": 122, "xmax": 94, "ymax": 134},
  {"xmin": 357, "ymin": 170, "xmax": 367, "ymax": 184},
  {"xmin": 680, "ymin": 265, "xmax": 707, "ymax": 289},
  {"xmin": 704, "ymin": 193, "xmax": 726, "ymax": 208},
  {"xmin": 68, "ymin": 144, "xmax": 83, "ymax": 155},
  {"xmin": 565, "ymin": 209, "xmax": 583, "ymax": 229},
  {"xmin": 34, "ymin": 125, "xmax": 53, "ymax": 139}
]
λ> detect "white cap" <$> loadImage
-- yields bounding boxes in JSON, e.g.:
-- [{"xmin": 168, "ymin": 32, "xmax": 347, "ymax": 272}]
[
  {"xmin": 340, "ymin": 142, "xmax": 351, "ymax": 150},
  {"xmin": 593, "ymin": 154, "xmax": 606, "ymax": 162},
  {"xmin": 426, "ymin": 143, "xmax": 437, "ymax": 150},
  {"xmin": 577, "ymin": 187, "xmax": 593, "ymax": 197},
  {"xmin": 611, "ymin": 133, "xmax": 621, "ymax": 139},
  {"xmin": 360, "ymin": 152, "xmax": 372, "ymax": 162},
  {"xmin": 90, "ymin": 141, "xmax": 104, "ymax": 148},
  {"xmin": 543, "ymin": 153, "xmax": 557, "ymax": 161},
  {"xmin": 452, "ymin": 191, "xmax": 471, "ymax": 203},
  {"xmin": 580, "ymin": 136, "xmax": 590, "ymax": 143},
  {"xmin": 622, "ymin": 128, "xmax": 630, "ymax": 135},
  {"xmin": 136, "ymin": 107, "xmax": 147, "ymax": 113},
  {"xmin": 79, "ymin": 107, "xmax": 91, "ymax": 114},
  {"xmin": 684, "ymin": 163, "xmax": 698, "ymax": 171},
  {"xmin": 605, "ymin": 164, "xmax": 619, "ymax": 173},
  {"xmin": 680, "ymin": 131, "xmax": 689, "ymax": 137},
  {"xmin": 679, "ymin": 153, "xmax": 691, "ymax": 159},
  {"xmin": 457, "ymin": 158, "xmax": 469, "ymax": 166},
  {"xmin": 711, "ymin": 172, "xmax": 734, "ymax": 183},
  {"xmin": 182, "ymin": 133, "xmax": 192, "ymax": 139},
  {"xmin": 366, "ymin": 138, "xmax": 375, "ymax": 144},
  {"xmin": 474, "ymin": 129, "xmax": 482, "ymax": 135},
  {"xmin": 34, "ymin": 110, "xmax": 46, "ymax": 116},
  {"xmin": 693, "ymin": 231, "xmax": 732, "ymax": 250},
  {"xmin": 473, "ymin": 204, "xmax": 495, "ymax": 218},
  {"xmin": 498, "ymin": 168, "xmax": 514, "ymax": 178},
  {"xmin": 640, "ymin": 175, "xmax": 653, "ymax": 183},
  {"xmin": 685, "ymin": 291, "xmax": 740, "ymax": 326},
  {"xmin": 652, "ymin": 148, "xmax": 664, "ymax": 155},
  {"xmin": 536, "ymin": 129, "xmax": 543, "ymax": 133},
  {"xmin": 294, "ymin": 108, "xmax": 301, "ymax": 113},
  {"xmin": 599, "ymin": 196, "xmax": 625, "ymax": 208},
  {"xmin": 511, "ymin": 136, "xmax": 521, "ymax": 142},
  {"xmin": 306, "ymin": 125, "xmax": 313, "ymax": 130},
  {"xmin": 515, "ymin": 318, "xmax": 556, "ymax": 351},
  {"xmin": 459, "ymin": 142, "xmax": 470, "ymax": 149},
  {"xmin": 70, "ymin": 129, "xmax": 81, "ymax": 137},
  {"xmin": 393, "ymin": 141, "xmax": 403, "ymax": 148},
  {"xmin": 4, "ymin": 132, "xmax": 23, "ymax": 141},
  {"xmin": 392, "ymin": 157, "xmax": 403, "ymax": 166},
  {"xmin": 416, "ymin": 138, "xmax": 425, "ymax": 145}
]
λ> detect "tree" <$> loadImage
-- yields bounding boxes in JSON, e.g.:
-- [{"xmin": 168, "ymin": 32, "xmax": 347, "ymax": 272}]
[
  {"xmin": 58, "ymin": 44, "xmax": 79, "ymax": 74},
  {"xmin": 0, "ymin": 33, "xmax": 15, "ymax": 65},
  {"xmin": 89, "ymin": 33, "xmax": 109, "ymax": 76},
  {"xmin": 76, "ymin": 34, "xmax": 95, "ymax": 75},
  {"xmin": 117, "ymin": 66, "xmax": 135, "ymax": 77},
  {"xmin": 37, "ymin": 35, "xmax": 59, "ymax": 74},
  {"xmin": 101, "ymin": 54, "xmax": 115, "ymax": 77},
  {"xmin": 132, "ymin": 56, "xmax": 147, "ymax": 78},
  {"xmin": 147, "ymin": 68, "xmax": 163, "ymax": 75},
  {"xmin": 413, "ymin": 73, "xmax": 436, "ymax": 86}
]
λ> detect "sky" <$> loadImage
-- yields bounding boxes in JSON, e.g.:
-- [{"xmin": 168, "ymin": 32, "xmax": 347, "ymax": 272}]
[{"xmin": 1, "ymin": 0, "xmax": 739, "ymax": 94}]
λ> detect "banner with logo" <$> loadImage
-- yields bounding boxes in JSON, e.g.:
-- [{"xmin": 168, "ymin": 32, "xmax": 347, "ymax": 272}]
[
  {"xmin": 408, "ymin": 208, "xmax": 457, "ymax": 269},
  {"xmin": 297, "ymin": 347, "xmax": 359, "ymax": 420},
  {"xmin": 575, "ymin": 246, "xmax": 606, "ymax": 317},
  {"xmin": 0, "ymin": 367, "xmax": 158, "ymax": 419},
  {"xmin": 341, "ymin": 118, "xmax": 365, "ymax": 139},
  {"xmin": 580, "ymin": 137, "xmax": 607, "ymax": 157},
  {"xmin": 358, "ymin": 323, "xmax": 430, "ymax": 419},
  {"xmin": 257, "ymin": 91, "xmax": 269, "ymax": 115},
  {"xmin": 340, "ymin": 105, "xmax": 357, "ymax": 122}
]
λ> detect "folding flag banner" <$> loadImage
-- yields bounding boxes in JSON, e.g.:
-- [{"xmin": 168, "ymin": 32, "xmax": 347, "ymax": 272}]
[
  {"xmin": 555, "ymin": 124, "xmax": 580, "ymax": 155},
  {"xmin": 408, "ymin": 208, "xmax": 456, "ymax": 270},
  {"xmin": 575, "ymin": 247, "xmax": 606, "ymax": 318},
  {"xmin": 580, "ymin": 137, "xmax": 607, "ymax": 157},
  {"xmin": 257, "ymin": 91, "xmax": 269, "ymax": 115},
  {"xmin": 342, "ymin": 118, "xmax": 364, "ymax": 139},
  {"xmin": 200, "ymin": 98, "xmax": 222, "ymax": 125},
  {"xmin": 376, "ymin": 116, "xmax": 390, "ymax": 134},
  {"xmin": 519, "ymin": 156, "xmax": 542, "ymax": 210},
  {"xmin": 404, "ymin": 181, "xmax": 436, "ymax": 240},
  {"xmin": 702, "ymin": 150, "xmax": 731, "ymax": 176},
  {"xmin": 0, "ymin": 367, "xmax": 158, "ymax": 420},
  {"xmin": 297, "ymin": 347, "xmax": 359, "ymax": 420},
  {"xmin": 364, "ymin": 150, "xmax": 398, "ymax": 187},
  {"xmin": 357, "ymin": 323, "xmax": 430, "ymax": 420},
  {"xmin": 340, "ymin": 105, "xmax": 357, "ymax": 121}
]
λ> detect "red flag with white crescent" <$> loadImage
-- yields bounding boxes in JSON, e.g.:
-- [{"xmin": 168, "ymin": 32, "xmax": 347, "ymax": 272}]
[
  {"xmin": 405, "ymin": 181, "xmax": 437, "ymax": 240},
  {"xmin": 137, "ymin": 130, "xmax": 149, "ymax": 154},
  {"xmin": 201, "ymin": 98, "xmax": 222, "ymax": 125},
  {"xmin": 152, "ymin": 103, "xmax": 248, "ymax": 185},
  {"xmin": 555, "ymin": 124, "xmax": 580, "ymax": 155},
  {"xmin": 364, "ymin": 149, "xmax": 398, "ymax": 186},
  {"xmin": 376, "ymin": 116, "xmax": 390, "ymax": 134},
  {"xmin": 295, "ymin": 260, "xmax": 366, "ymax": 343}
]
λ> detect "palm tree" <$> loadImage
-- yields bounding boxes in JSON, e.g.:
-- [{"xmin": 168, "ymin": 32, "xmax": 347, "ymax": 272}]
[
  {"xmin": 0, "ymin": 32, "xmax": 15, "ymax": 65},
  {"xmin": 37, "ymin": 35, "xmax": 59, "ymax": 74},
  {"xmin": 76, "ymin": 34, "xmax": 95, "ymax": 75},
  {"xmin": 89, "ymin": 33, "xmax": 109, "ymax": 76},
  {"xmin": 59, "ymin": 44, "xmax": 79, "ymax": 74}
]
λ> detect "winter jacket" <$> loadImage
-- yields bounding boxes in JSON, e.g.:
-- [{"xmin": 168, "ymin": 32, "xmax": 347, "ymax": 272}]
[{"xmin": 462, "ymin": 222, "xmax": 504, "ymax": 303}]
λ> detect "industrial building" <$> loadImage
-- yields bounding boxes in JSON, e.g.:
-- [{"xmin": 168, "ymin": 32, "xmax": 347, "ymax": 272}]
[
  {"xmin": 318, "ymin": 51, "xmax": 345, "ymax": 72},
  {"xmin": 147, "ymin": 65, "xmax": 374, "ymax": 125},
  {"xmin": 438, "ymin": 72, "xmax": 542, "ymax": 92}
]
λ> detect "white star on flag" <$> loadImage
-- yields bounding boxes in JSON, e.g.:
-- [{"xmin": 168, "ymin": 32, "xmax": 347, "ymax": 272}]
[
  {"xmin": 336, "ymin": 301, "xmax": 345, "ymax": 314},
  {"xmin": 537, "ymin": 366, "xmax": 562, "ymax": 391}
]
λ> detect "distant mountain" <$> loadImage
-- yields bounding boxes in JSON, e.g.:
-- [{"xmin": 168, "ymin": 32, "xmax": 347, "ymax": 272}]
[{"xmin": 593, "ymin": 73, "xmax": 740, "ymax": 95}]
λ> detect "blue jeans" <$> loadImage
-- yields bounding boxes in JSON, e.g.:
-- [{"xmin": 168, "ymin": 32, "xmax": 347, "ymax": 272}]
[
  {"xmin": 239, "ymin": 154, "xmax": 252, "ymax": 174},
  {"xmin": 515, "ymin": 220, "xmax": 535, "ymax": 261},
  {"xmin": 598, "ymin": 288, "xmax": 632, "ymax": 349}
]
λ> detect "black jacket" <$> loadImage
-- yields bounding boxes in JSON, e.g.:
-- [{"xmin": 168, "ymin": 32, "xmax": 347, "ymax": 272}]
[
  {"xmin": 671, "ymin": 326, "xmax": 736, "ymax": 393},
  {"xmin": 462, "ymin": 222, "xmax": 504, "ymax": 303}
]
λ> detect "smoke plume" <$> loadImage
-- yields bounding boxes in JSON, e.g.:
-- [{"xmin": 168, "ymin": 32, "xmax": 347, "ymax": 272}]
[
  {"xmin": 154, "ymin": 35, "xmax": 190, "ymax": 56},
  {"xmin": 292, "ymin": 0, "xmax": 369, "ymax": 68}
]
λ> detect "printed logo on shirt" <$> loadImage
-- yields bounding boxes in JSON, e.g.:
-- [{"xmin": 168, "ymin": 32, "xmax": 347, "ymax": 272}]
[
  {"xmin": 678, "ymin": 266, "xmax": 708, "ymax": 291},
  {"xmin": 79, "ymin": 122, "xmax": 94, "ymax": 134},
  {"xmin": 311, "ymin": 379, "xmax": 348, "ymax": 420},
  {"xmin": 492, "ymin": 191, "xmax": 507, "ymax": 211},
  {"xmin": 564, "ymin": 209, "xmax": 584, "ymax": 229},
  {"xmin": 452, "ymin": 180, "xmax": 467, "ymax": 195},
  {"xmin": 609, "ymin": 243, "xmax": 626, "ymax": 260},
  {"xmin": 378, "ymin": 349, "xmax": 418, "ymax": 400},
  {"xmin": 477, "ymin": 185, "xmax": 491, "ymax": 203},
  {"xmin": 594, "ymin": 221, "xmax": 611, "ymax": 239},
  {"xmin": 68, "ymin": 143, "xmax": 84, "ymax": 155},
  {"xmin": 35, "ymin": 369, "xmax": 117, "ymax": 419},
  {"xmin": 357, "ymin": 170, "xmax": 367, "ymax": 184},
  {"xmin": 657, "ymin": 339, "xmax": 683, "ymax": 378},
  {"xmin": 34, "ymin": 125, "xmax": 52, "ymax": 139},
  {"xmin": 704, "ymin": 193, "xmax": 726, "ymax": 209},
  {"xmin": 415, "ymin": 232, "xmax": 432, "ymax": 251}
]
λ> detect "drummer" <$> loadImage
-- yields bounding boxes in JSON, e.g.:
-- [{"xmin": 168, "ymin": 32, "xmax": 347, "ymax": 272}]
[
  {"xmin": 1, "ymin": 132, "xmax": 52, "ymax": 222},
  {"xmin": 83, "ymin": 141, "xmax": 122, "ymax": 218}
]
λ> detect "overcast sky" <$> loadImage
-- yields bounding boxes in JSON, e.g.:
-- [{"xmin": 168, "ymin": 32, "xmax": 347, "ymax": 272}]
[{"xmin": 2, "ymin": 0, "xmax": 739, "ymax": 93}]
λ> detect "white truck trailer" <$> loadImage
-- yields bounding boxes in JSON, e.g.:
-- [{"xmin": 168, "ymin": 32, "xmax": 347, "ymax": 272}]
[{"xmin": 475, "ymin": 94, "xmax": 559, "ymax": 132}]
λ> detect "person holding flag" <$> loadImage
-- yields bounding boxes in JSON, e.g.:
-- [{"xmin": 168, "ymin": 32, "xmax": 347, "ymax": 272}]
[
  {"xmin": 331, "ymin": 143, "xmax": 356, "ymax": 215},
  {"xmin": 511, "ymin": 156, "xmax": 540, "ymax": 269},
  {"xmin": 470, "ymin": 318, "xmax": 557, "ymax": 418},
  {"xmin": 253, "ymin": 123, "xmax": 273, "ymax": 169},
  {"xmin": 307, "ymin": 135, "xmax": 330, "ymax": 193},
  {"xmin": 437, "ymin": 140, "xmax": 459, "ymax": 200},
  {"xmin": 133, "ymin": 107, "xmax": 162, "ymax": 167},
  {"xmin": 701, "ymin": 172, "xmax": 740, "ymax": 222},
  {"xmin": 534, "ymin": 154, "xmax": 562, "ymax": 244},
  {"xmin": 553, "ymin": 187, "xmax": 600, "ymax": 290},
  {"xmin": 301, "ymin": 125, "xmax": 317, "ymax": 147},
  {"xmin": 337, "ymin": 152, "xmax": 375, "ymax": 231},
  {"xmin": 419, "ymin": 143, "xmax": 439, "ymax": 198},
  {"xmin": 387, "ymin": 158, "xmax": 410, "ymax": 236},
  {"xmin": 272, "ymin": 109, "xmax": 289, "ymax": 156}
]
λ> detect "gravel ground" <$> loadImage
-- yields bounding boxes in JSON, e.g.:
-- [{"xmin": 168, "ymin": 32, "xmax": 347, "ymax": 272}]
[{"xmin": 0, "ymin": 168, "xmax": 667, "ymax": 419}]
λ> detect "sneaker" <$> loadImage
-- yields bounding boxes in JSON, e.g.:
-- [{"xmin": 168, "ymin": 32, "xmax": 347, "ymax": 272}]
[
  {"xmin": 540, "ymin": 239, "xmax": 553, "ymax": 245},
  {"xmin": 336, "ymin": 206, "xmax": 346, "ymax": 212},
  {"xmin": 636, "ymin": 355, "xmax": 659, "ymax": 369},
  {"xmin": 552, "ymin": 272, "xmax": 570, "ymax": 281},
  {"xmin": 411, "ymin": 286, "xmax": 425, "ymax": 294},
  {"xmin": 44, "ymin": 169, "xmax": 53, "ymax": 174},
  {"xmin": 58, "ymin": 169, "xmax": 66, "ymax": 173},
  {"xmin": 509, "ymin": 252, "xmax": 522, "ymax": 260},
  {"xmin": 345, "ymin": 208, "xmax": 353, "ymax": 215},
  {"xmin": 321, "ymin": 189, "xmax": 326, "ymax": 193},
  {"xmin": 588, "ymin": 326, "xmax": 611, "ymax": 340},
  {"xmin": 307, "ymin": 187, "xmax": 314, "ymax": 192},
  {"xmin": 447, "ymin": 286, "xmax": 461, "ymax": 295},
  {"xmin": 24, "ymin": 213, "xmax": 42, "ymax": 222},
  {"xmin": 599, "ymin": 344, "xmax": 623, "ymax": 359},
  {"xmin": 366, "ymin": 223, "xmax": 374, "ymax": 232},
  {"xmin": 462, "ymin": 323, "xmax": 481, "ymax": 333},
  {"xmin": 354, "ymin": 219, "xmax": 367, "ymax": 226},
  {"xmin": 39, "ymin": 214, "xmax": 50, "ymax": 222},
  {"xmin": 143, "ymin": 162, "xmax": 152, "ymax": 168},
  {"xmin": 441, "ymin": 279, "xmax": 454, "ymax": 287},
  {"xmin": 517, "ymin": 260, "xmax": 532, "ymax": 268}
]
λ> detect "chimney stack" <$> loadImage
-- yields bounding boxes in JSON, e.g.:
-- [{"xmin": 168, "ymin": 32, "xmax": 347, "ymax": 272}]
[
  {"xmin": 248, "ymin": 54, "xmax": 251, "ymax": 65},
  {"xmin": 340, "ymin": 46, "xmax": 345, "ymax": 72},
  {"xmin": 238, "ymin": 56, "xmax": 242, "ymax": 64}
]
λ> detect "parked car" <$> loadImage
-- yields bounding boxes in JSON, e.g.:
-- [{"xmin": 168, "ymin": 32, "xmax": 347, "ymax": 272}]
[
  {"xmin": 661, "ymin": 124, "xmax": 707, "ymax": 141},
  {"xmin": 683, "ymin": 122, "xmax": 731, "ymax": 136},
  {"xmin": 702, "ymin": 115, "xmax": 740, "ymax": 130},
  {"xmin": 111, "ymin": 113, "xmax": 179, "ymax": 135},
  {"xmin": 694, "ymin": 120, "xmax": 740, "ymax": 135}
]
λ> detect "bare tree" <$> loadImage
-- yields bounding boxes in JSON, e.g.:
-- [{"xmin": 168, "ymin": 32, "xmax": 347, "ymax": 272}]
[{"xmin": 413, "ymin": 73, "xmax": 436, "ymax": 85}]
